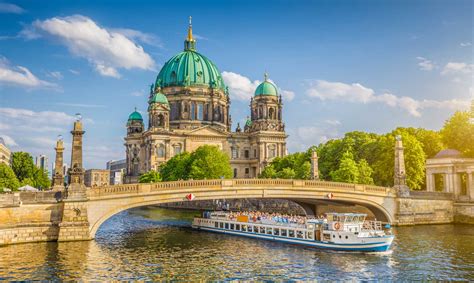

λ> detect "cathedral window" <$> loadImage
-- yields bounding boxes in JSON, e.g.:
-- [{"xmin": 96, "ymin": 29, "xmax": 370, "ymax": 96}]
[
  {"xmin": 158, "ymin": 114, "xmax": 164, "ymax": 127},
  {"xmin": 231, "ymin": 147, "xmax": 239, "ymax": 159},
  {"xmin": 233, "ymin": 168, "xmax": 238, "ymax": 178},
  {"xmin": 157, "ymin": 144, "xmax": 165, "ymax": 158},
  {"xmin": 268, "ymin": 145, "xmax": 276, "ymax": 158},
  {"xmin": 269, "ymin": 108, "xmax": 275, "ymax": 120},
  {"xmin": 171, "ymin": 103, "xmax": 179, "ymax": 120},
  {"xmin": 173, "ymin": 144, "xmax": 182, "ymax": 156},
  {"xmin": 190, "ymin": 103, "xmax": 196, "ymax": 120},
  {"xmin": 244, "ymin": 149, "xmax": 249, "ymax": 159},
  {"xmin": 258, "ymin": 106, "xmax": 263, "ymax": 119},
  {"xmin": 197, "ymin": 103, "xmax": 203, "ymax": 120}
]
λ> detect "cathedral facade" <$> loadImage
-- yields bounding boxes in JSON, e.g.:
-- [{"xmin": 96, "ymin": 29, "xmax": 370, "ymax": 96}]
[{"xmin": 124, "ymin": 20, "xmax": 287, "ymax": 183}]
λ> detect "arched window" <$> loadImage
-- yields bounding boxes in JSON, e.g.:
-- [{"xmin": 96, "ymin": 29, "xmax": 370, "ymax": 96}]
[
  {"xmin": 190, "ymin": 103, "xmax": 196, "ymax": 120},
  {"xmin": 268, "ymin": 144, "xmax": 276, "ymax": 158},
  {"xmin": 258, "ymin": 106, "xmax": 263, "ymax": 119},
  {"xmin": 158, "ymin": 114, "xmax": 164, "ymax": 127},
  {"xmin": 231, "ymin": 147, "xmax": 239, "ymax": 159},
  {"xmin": 269, "ymin": 108, "xmax": 275, "ymax": 119},
  {"xmin": 173, "ymin": 144, "xmax": 182, "ymax": 156},
  {"xmin": 233, "ymin": 168, "xmax": 238, "ymax": 178},
  {"xmin": 157, "ymin": 144, "xmax": 165, "ymax": 158},
  {"xmin": 197, "ymin": 103, "xmax": 203, "ymax": 120}
]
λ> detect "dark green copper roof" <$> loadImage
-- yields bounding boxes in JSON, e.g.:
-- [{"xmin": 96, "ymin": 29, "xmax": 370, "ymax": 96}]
[
  {"xmin": 128, "ymin": 110, "xmax": 143, "ymax": 121},
  {"xmin": 150, "ymin": 92, "xmax": 169, "ymax": 105},
  {"xmin": 154, "ymin": 19, "xmax": 226, "ymax": 92}
]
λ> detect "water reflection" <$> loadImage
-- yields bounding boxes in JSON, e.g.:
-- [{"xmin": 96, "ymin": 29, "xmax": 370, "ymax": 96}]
[{"xmin": 0, "ymin": 207, "xmax": 472, "ymax": 281}]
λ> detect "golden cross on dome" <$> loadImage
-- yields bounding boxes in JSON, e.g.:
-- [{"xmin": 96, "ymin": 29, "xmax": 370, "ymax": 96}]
[{"xmin": 264, "ymin": 72, "xmax": 269, "ymax": 81}]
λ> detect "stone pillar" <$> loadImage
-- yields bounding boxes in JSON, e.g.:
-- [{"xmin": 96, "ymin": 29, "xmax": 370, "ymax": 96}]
[
  {"xmin": 52, "ymin": 138, "xmax": 65, "ymax": 190},
  {"xmin": 66, "ymin": 118, "xmax": 87, "ymax": 200},
  {"xmin": 453, "ymin": 173, "xmax": 462, "ymax": 198},
  {"xmin": 467, "ymin": 172, "xmax": 474, "ymax": 200},
  {"xmin": 310, "ymin": 150, "xmax": 319, "ymax": 180},
  {"xmin": 58, "ymin": 117, "xmax": 90, "ymax": 242},
  {"xmin": 394, "ymin": 135, "xmax": 410, "ymax": 197},
  {"xmin": 426, "ymin": 173, "xmax": 435, "ymax": 192}
]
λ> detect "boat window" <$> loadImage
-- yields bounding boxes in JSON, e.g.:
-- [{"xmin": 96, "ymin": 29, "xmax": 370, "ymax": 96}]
[
  {"xmin": 259, "ymin": 227, "xmax": 265, "ymax": 234},
  {"xmin": 230, "ymin": 223, "xmax": 234, "ymax": 230},
  {"xmin": 273, "ymin": 228, "xmax": 280, "ymax": 236},
  {"xmin": 332, "ymin": 234, "xmax": 335, "ymax": 238},
  {"xmin": 289, "ymin": 230, "xmax": 295, "ymax": 238},
  {"xmin": 225, "ymin": 223, "xmax": 229, "ymax": 229},
  {"xmin": 339, "ymin": 235, "xmax": 342, "ymax": 239},
  {"xmin": 219, "ymin": 222, "xmax": 224, "ymax": 229},
  {"xmin": 253, "ymin": 226, "xmax": 258, "ymax": 233},
  {"xmin": 266, "ymin": 228, "xmax": 273, "ymax": 235},
  {"xmin": 242, "ymin": 225, "xmax": 247, "ymax": 232},
  {"xmin": 297, "ymin": 231, "xmax": 304, "ymax": 239},
  {"xmin": 215, "ymin": 222, "xmax": 218, "ymax": 228},
  {"xmin": 281, "ymin": 229, "xmax": 287, "ymax": 237},
  {"xmin": 236, "ymin": 224, "xmax": 240, "ymax": 230},
  {"xmin": 307, "ymin": 232, "xmax": 314, "ymax": 240},
  {"xmin": 345, "ymin": 236, "xmax": 349, "ymax": 239}
]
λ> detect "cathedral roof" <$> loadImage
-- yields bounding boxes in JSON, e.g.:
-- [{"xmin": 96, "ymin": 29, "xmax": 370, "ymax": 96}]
[
  {"xmin": 128, "ymin": 109, "xmax": 143, "ymax": 121},
  {"xmin": 434, "ymin": 149, "xmax": 462, "ymax": 159},
  {"xmin": 255, "ymin": 73, "xmax": 278, "ymax": 96},
  {"xmin": 154, "ymin": 18, "xmax": 226, "ymax": 92},
  {"xmin": 150, "ymin": 92, "xmax": 169, "ymax": 105}
]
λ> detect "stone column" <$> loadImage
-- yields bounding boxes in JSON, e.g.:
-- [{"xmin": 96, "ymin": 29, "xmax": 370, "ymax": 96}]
[
  {"xmin": 52, "ymin": 138, "xmax": 65, "ymax": 190},
  {"xmin": 310, "ymin": 150, "xmax": 319, "ymax": 180},
  {"xmin": 67, "ymin": 118, "xmax": 87, "ymax": 200},
  {"xmin": 467, "ymin": 171, "xmax": 474, "ymax": 200},
  {"xmin": 453, "ymin": 173, "xmax": 462, "ymax": 198},
  {"xmin": 426, "ymin": 172, "xmax": 435, "ymax": 192},
  {"xmin": 394, "ymin": 135, "xmax": 409, "ymax": 197}
]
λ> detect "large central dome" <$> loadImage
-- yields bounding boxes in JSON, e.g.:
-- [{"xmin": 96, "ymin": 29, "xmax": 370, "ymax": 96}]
[{"xmin": 154, "ymin": 19, "xmax": 226, "ymax": 91}]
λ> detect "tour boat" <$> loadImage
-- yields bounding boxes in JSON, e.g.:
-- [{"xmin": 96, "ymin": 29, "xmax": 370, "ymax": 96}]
[{"xmin": 192, "ymin": 212, "xmax": 394, "ymax": 252}]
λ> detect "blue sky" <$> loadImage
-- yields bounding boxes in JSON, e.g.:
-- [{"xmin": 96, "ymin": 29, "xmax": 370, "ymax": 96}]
[{"xmin": 0, "ymin": 0, "xmax": 472, "ymax": 169}]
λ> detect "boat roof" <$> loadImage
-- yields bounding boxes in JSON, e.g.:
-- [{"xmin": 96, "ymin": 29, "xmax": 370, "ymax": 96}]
[{"xmin": 325, "ymin": 212, "xmax": 367, "ymax": 217}]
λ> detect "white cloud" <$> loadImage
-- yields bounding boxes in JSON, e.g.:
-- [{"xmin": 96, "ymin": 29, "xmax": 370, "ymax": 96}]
[
  {"xmin": 460, "ymin": 42, "xmax": 472, "ymax": 47},
  {"xmin": 222, "ymin": 71, "xmax": 295, "ymax": 101},
  {"xmin": 416, "ymin": 56, "xmax": 435, "ymax": 71},
  {"xmin": 111, "ymin": 28, "xmax": 162, "ymax": 48},
  {"xmin": 325, "ymin": 119, "xmax": 341, "ymax": 126},
  {"xmin": 287, "ymin": 124, "xmax": 340, "ymax": 152},
  {"xmin": 55, "ymin": 103, "xmax": 106, "ymax": 108},
  {"xmin": 69, "ymin": 69, "xmax": 80, "ymax": 75},
  {"xmin": 306, "ymin": 79, "xmax": 470, "ymax": 117},
  {"xmin": 0, "ymin": 57, "xmax": 56, "ymax": 89},
  {"xmin": 131, "ymin": 90, "xmax": 145, "ymax": 97},
  {"xmin": 441, "ymin": 62, "xmax": 473, "ymax": 75},
  {"xmin": 0, "ymin": 3, "xmax": 24, "ymax": 14},
  {"xmin": 46, "ymin": 71, "xmax": 63, "ymax": 80},
  {"xmin": 0, "ymin": 135, "xmax": 17, "ymax": 147},
  {"xmin": 23, "ymin": 15, "xmax": 155, "ymax": 78}
]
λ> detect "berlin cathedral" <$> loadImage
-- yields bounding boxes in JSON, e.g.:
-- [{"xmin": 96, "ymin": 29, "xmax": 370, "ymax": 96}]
[{"xmin": 124, "ymin": 19, "xmax": 288, "ymax": 183}]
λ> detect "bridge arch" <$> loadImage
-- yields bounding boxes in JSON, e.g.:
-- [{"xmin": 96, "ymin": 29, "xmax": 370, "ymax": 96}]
[{"xmin": 86, "ymin": 180, "xmax": 396, "ymax": 238}]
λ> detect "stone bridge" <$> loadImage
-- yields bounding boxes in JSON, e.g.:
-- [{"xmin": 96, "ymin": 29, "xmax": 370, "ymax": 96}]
[{"xmin": 0, "ymin": 179, "xmax": 459, "ymax": 245}]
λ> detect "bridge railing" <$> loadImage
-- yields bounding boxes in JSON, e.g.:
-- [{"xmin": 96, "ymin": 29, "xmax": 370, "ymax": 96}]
[{"xmin": 88, "ymin": 179, "xmax": 394, "ymax": 198}]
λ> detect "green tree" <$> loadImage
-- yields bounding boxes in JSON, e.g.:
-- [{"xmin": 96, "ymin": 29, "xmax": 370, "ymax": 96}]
[
  {"xmin": 139, "ymin": 171, "xmax": 162, "ymax": 183},
  {"xmin": 11, "ymin": 152, "xmax": 35, "ymax": 181},
  {"xmin": 33, "ymin": 168, "xmax": 50, "ymax": 189},
  {"xmin": 20, "ymin": 177, "xmax": 35, "ymax": 187},
  {"xmin": 277, "ymin": 167, "xmax": 296, "ymax": 179},
  {"xmin": 330, "ymin": 151, "xmax": 359, "ymax": 183},
  {"xmin": 357, "ymin": 159, "xmax": 374, "ymax": 185},
  {"xmin": 188, "ymin": 145, "xmax": 232, "ymax": 179},
  {"xmin": 260, "ymin": 165, "xmax": 277, "ymax": 178},
  {"xmin": 440, "ymin": 111, "xmax": 474, "ymax": 157},
  {"xmin": 0, "ymin": 163, "xmax": 20, "ymax": 191},
  {"xmin": 159, "ymin": 152, "xmax": 192, "ymax": 181}
]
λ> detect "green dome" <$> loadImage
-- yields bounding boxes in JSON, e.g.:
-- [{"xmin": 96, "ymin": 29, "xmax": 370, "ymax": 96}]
[
  {"xmin": 155, "ymin": 50, "xmax": 226, "ymax": 91},
  {"xmin": 150, "ymin": 92, "xmax": 169, "ymax": 105},
  {"xmin": 254, "ymin": 74, "xmax": 278, "ymax": 96},
  {"xmin": 128, "ymin": 110, "xmax": 143, "ymax": 121}
]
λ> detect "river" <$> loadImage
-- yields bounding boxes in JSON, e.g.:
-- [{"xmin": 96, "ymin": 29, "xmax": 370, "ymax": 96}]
[{"xmin": 0, "ymin": 207, "xmax": 473, "ymax": 281}]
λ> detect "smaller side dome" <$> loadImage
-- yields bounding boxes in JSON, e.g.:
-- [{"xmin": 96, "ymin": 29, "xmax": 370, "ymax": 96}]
[
  {"xmin": 254, "ymin": 73, "xmax": 278, "ymax": 96},
  {"xmin": 128, "ymin": 109, "xmax": 143, "ymax": 121},
  {"xmin": 150, "ymin": 92, "xmax": 169, "ymax": 105},
  {"xmin": 434, "ymin": 149, "xmax": 462, "ymax": 159}
]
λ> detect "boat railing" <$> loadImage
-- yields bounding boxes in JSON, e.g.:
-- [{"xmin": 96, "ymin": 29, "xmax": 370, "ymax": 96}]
[{"xmin": 362, "ymin": 220, "xmax": 383, "ymax": 231}]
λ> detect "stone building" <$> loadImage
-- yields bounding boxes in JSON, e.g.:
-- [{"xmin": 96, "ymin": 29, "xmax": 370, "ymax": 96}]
[
  {"xmin": 0, "ymin": 137, "xmax": 11, "ymax": 166},
  {"xmin": 84, "ymin": 169, "xmax": 110, "ymax": 188},
  {"xmin": 425, "ymin": 149, "xmax": 474, "ymax": 201},
  {"xmin": 124, "ymin": 19, "xmax": 287, "ymax": 183},
  {"xmin": 106, "ymin": 159, "xmax": 126, "ymax": 185}
]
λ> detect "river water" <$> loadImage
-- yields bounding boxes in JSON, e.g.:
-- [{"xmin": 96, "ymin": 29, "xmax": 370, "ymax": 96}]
[{"xmin": 0, "ymin": 207, "xmax": 473, "ymax": 281}]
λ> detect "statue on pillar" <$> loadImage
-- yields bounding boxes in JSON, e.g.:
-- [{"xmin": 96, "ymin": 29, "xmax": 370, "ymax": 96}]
[
  {"xmin": 394, "ymin": 135, "xmax": 410, "ymax": 197},
  {"xmin": 310, "ymin": 149, "xmax": 319, "ymax": 180},
  {"xmin": 66, "ymin": 114, "xmax": 87, "ymax": 200},
  {"xmin": 52, "ymin": 135, "xmax": 65, "ymax": 191}
]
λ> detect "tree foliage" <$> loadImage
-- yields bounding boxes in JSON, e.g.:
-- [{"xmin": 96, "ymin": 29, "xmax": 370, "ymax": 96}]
[
  {"xmin": 440, "ymin": 111, "xmax": 474, "ymax": 157},
  {"xmin": 159, "ymin": 145, "xmax": 232, "ymax": 181},
  {"xmin": 0, "ymin": 163, "xmax": 20, "ymax": 191},
  {"xmin": 10, "ymin": 152, "xmax": 51, "ymax": 190},
  {"xmin": 259, "ymin": 151, "xmax": 313, "ymax": 179},
  {"xmin": 330, "ymin": 151, "xmax": 359, "ymax": 183},
  {"xmin": 139, "ymin": 171, "xmax": 162, "ymax": 183}
]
